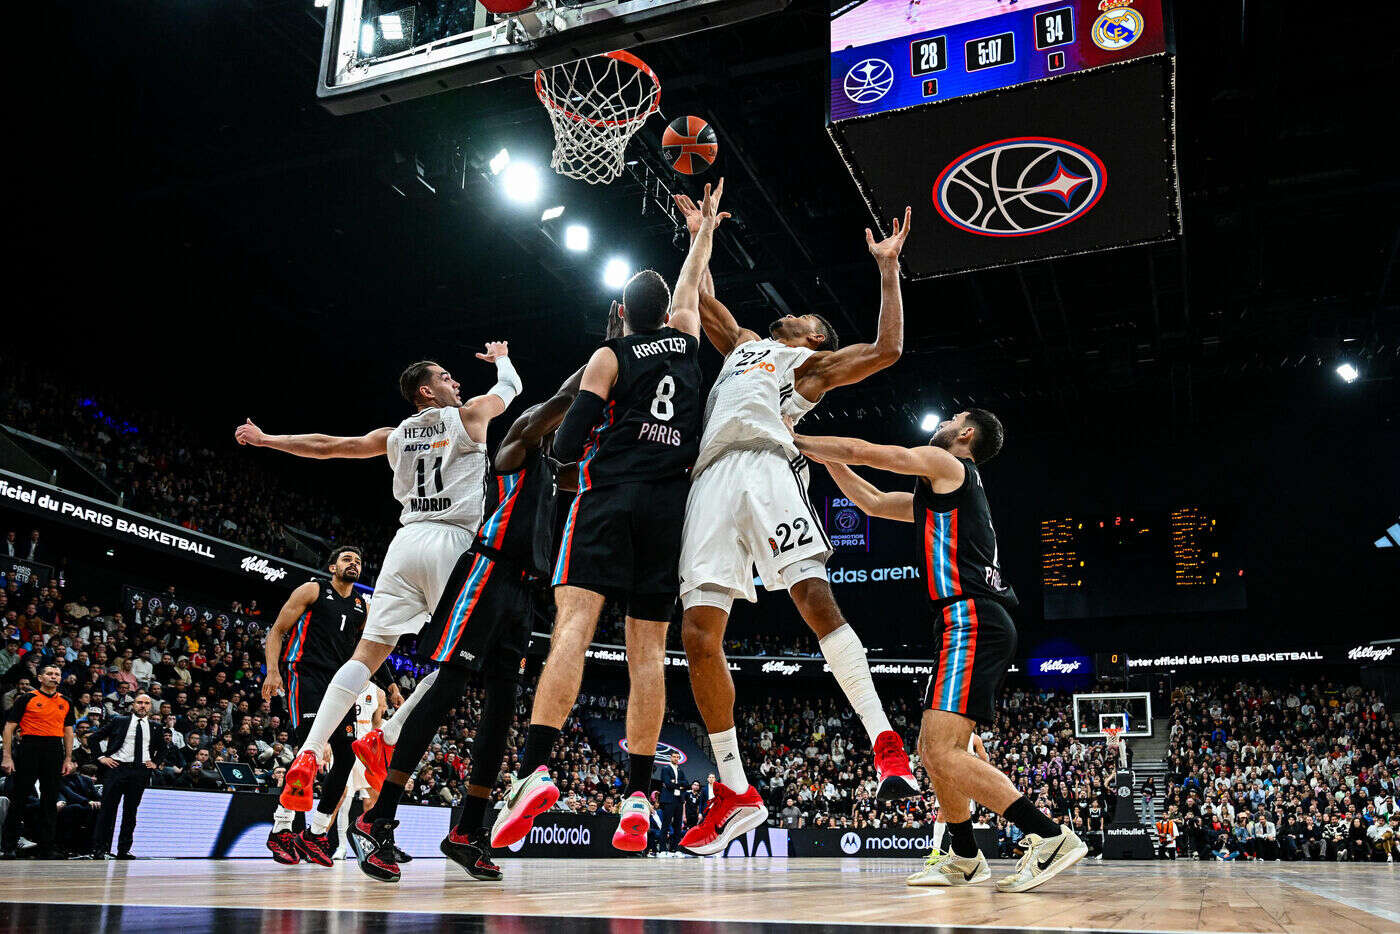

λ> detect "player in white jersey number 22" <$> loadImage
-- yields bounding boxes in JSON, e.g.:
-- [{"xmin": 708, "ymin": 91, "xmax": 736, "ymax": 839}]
[
  {"xmin": 671, "ymin": 200, "xmax": 920, "ymax": 854},
  {"xmin": 235, "ymin": 344, "xmax": 521, "ymax": 815}
]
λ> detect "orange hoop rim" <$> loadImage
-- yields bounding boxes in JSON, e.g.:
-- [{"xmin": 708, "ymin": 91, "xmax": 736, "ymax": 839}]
[{"xmin": 535, "ymin": 50, "xmax": 661, "ymax": 129}]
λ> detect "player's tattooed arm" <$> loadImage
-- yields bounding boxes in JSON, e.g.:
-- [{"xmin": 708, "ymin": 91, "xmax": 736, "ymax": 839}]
[
  {"xmin": 669, "ymin": 179, "xmax": 730, "ymax": 341},
  {"xmin": 495, "ymin": 364, "xmax": 586, "ymax": 473},
  {"xmin": 793, "ymin": 207, "xmax": 911, "ymax": 397},
  {"xmin": 461, "ymin": 341, "xmax": 520, "ymax": 443},
  {"xmin": 261, "ymin": 581, "xmax": 320, "ymax": 701},
  {"xmin": 793, "ymin": 431, "xmax": 961, "ymax": 487},
  {"xmin": 236, "ymin": 420, "xmax": 392, "ymax": 460},
  {"xmin": 552, "ymin": 347, "xmax": 618, "ymax": 463}
]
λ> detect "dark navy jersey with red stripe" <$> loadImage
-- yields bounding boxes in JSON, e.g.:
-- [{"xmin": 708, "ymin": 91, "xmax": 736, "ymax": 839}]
[
  {"xmin": 477, "ymin": 451, "xmax": 554, "ymax": 577},
  {"xmin": 914, "ymin": 458, "xmax": 1018, "ymax": 611},
  {"xmin": 576, "ymin": 327, "xmax": 702, "ymax": 491},
  {"xmin": 279, "ymin": 581, "xmax": 368, "ymax": 674}
]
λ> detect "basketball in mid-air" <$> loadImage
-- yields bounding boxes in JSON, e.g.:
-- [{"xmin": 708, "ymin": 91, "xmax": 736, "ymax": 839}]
[{"xmin": 661, "ymin": 116, "xmax": 718, "ymax": 175}]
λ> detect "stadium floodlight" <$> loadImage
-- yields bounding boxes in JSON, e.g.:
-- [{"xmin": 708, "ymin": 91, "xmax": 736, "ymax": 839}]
[
  {"xmin": 920, "ymin": 412, "xmax": 940, "ymax": 432},
  {"xmin": 541, "ymin": 205, "xmax": 565, "ymax": 221},
  {"xmin": 1336, "ymin": 363, "xmax": 1359, "ymax": 383},
  {"xmin": 565, "ymin": 224, "xmax": 591, "ymax": 252},
  {"xmin": 501, "ymin": 161, "xmax": 541, "ymax": 204},
  {"xmin": 489, "ymin": 148, "xmax": 510, "ymax": 175},
  {"xmin": 603, "ymin": 257, "xmax": 630, "ymax": 288}
]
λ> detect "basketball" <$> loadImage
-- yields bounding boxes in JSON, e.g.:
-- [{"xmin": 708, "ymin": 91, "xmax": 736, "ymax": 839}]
[{"xmin": 661, "ymin": 115, "xmax": 718, "ymax": 175}]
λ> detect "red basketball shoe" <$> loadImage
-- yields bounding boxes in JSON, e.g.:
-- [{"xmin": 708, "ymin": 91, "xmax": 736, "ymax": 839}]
[
  {"xmin": 352, "ymin": 728, "xmax": 394, "ymax": 793},
  {"xmin": 679, "ymin": 782, "xmax": 768, "ymax": 856},
  {"xmin": 279, "ymin": 750, "xmax": 319, "ymax": 811},
  {"xmin": 874, "ymin": 730, "xmax": 920, "ymax": 800}
]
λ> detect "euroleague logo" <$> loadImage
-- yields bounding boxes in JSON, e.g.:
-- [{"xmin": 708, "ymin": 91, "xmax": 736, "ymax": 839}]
[
  {"xmin": 618, "ymin": 738, "xmax": 687, "ymax": 765},
  {"xmin": 934, "ymin": 137, "xmax": 1106, "ymax": 237},
  {"xmin": 843, "ymin": 58, "xmax": 894, "ymax": 104},
  {"xmin": 1092, "ymin": 0, "xmax": 1143, "ymax": 51}
]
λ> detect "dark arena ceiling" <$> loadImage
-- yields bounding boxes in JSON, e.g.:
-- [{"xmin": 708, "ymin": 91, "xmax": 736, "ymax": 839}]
[{"xmin": 25, "ymin": 1, "xmax": 1397, "ymax": 441}]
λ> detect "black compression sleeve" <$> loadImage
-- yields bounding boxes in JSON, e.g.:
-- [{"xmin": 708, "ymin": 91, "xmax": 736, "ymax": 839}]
[{"xmin": 552, "ymin": 390, "xmax": 606, "ymax": 464}]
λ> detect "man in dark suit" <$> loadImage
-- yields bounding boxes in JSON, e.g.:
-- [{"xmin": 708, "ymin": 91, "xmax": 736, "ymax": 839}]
[
  {"xmin": 658, "ymin": 750, "xmax": 687, "ymax": 852},
  {"xmin": 91, "ymin": 694, "xmax": 165, "ymax": 858}
]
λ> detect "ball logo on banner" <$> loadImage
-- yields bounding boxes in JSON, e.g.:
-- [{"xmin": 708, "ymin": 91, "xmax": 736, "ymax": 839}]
[
  {"xmin": 1092, "ymin": 0, "xmax": 1144, "ymax": 51},
  {"xmin": 840, "ymin": 832, "xmax": 861, "ymax": 854},
  {"xmin": 934, "ymin": 137, "xmax": 1106, "ymax": 237},
  {"xmin": 843, "ymin": 59, "xmax": 893, "ymax": 104},
  {"xmin": 835, "ymin": 508, "xmax": 861, "ymax": 533}
]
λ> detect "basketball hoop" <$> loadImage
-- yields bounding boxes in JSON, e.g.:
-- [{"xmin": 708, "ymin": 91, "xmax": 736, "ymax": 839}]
[
  {"xmin": 1104, "ymin": 726, "xmax": 1126, "ymax": 768},
  {"xmin": 535, "ymin": 51, "xmax": 661, "ymax": 185}
]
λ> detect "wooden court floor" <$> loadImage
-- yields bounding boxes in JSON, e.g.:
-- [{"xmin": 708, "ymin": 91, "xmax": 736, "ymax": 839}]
[{"xmin": 0, "ymin": 857, "xmax": 1396, "ymax": 934}]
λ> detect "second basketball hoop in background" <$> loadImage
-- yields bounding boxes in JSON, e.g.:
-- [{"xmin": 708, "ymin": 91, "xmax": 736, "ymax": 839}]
[{"xmin": 662, "ymin": 116, "xmax": 719, "ymax": 175}]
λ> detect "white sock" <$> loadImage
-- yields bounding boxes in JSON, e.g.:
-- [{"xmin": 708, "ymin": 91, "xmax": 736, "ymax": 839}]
[
  {"xmin": 382, "ymin": 668, "xmax": 437, "ymax": 746},
  {"xmin": 310, "ymin": 809, "xmax": 333, "ymax": 835},
  {"xmin": 273, "ymin": 806, "xmax": 295, "ymax": 832},
  {"xmin": 709, "ymin": 728, "xmax": 749, "ymax": 793},
  {"xmin": 299, "ymin": 660, "xmax": 371, "ymax": 756},
  {"xmin": 819, "ymin": 624, "xmax": 894, "ymax": 745},
  {"xmin": 335, "ymin": 801, "xmax": 351, "ymax": 850},
  {"xmin": 932, "ymin": 819, "xmax": 946, "ymax": 852}
]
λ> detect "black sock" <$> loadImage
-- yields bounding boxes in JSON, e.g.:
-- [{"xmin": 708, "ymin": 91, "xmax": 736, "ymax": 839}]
[
  {"xmin": 368, "ymin": 780, "xmax": 405, "ymax": 822},
  {"xmin": 627, "ymin": 754, "xmax": 654, "ymax": 797},
  {"xmin": 518, "ymin": 724, "xmax": 560, "ymax": 778},
  {"xmin": 1004, "ymin": 795, "xmax": 1061, "ymax": 839},
  {"xmin": 455, "ymin": 794, "xmax": 490, "ymax": 836},
  {"xmin": 946, "ymin": 819, "xmax": 979, "ymax": 857}
]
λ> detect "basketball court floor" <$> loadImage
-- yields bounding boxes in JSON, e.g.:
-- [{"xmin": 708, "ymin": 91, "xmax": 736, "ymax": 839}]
[{"xmin": 1, "ymin": 857, "xmax": 1395, "ymax": 933}]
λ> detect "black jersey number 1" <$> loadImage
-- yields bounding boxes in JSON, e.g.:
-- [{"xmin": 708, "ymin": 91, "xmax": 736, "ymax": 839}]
[{"xmin": 415, "ymin": 456, "xmax": 444, "ymax": 497}]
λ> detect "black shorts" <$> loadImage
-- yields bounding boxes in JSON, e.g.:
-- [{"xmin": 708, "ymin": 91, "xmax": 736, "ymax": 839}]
[
  {"xmin": 550, "ymin": 475, "xmax": 686, "ymax": 618},
  {"xmin": 922, "ymin": 597, "xmax": 1017, "ymax": 725},
  {"xmin": 282, "ymin": 663, "xmax": 355, "ymax": 739},
  {"xmin": 418, "ymin": 548, "xmax": 533, "ymax": 672}
]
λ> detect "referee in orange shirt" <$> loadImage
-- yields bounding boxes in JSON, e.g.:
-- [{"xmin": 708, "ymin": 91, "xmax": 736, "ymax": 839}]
[{"xmin": 2, "ymin": 663, "xmax": 76, "ymax": 858}]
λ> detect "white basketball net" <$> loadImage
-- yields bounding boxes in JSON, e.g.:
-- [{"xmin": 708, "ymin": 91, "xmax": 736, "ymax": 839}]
[{"xmin": 535, "ymin": 51, "xmax": 661, "ymax": 185}]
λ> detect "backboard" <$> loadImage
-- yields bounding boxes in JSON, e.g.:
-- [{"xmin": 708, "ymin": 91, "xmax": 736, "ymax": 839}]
[
  {"xmin": 317, "ymin": 0, "xmax": 789, "ymax": 114},
  {"xmin": 1073, "ymin": 691, "xmax": 1151, "ymax": 739}
]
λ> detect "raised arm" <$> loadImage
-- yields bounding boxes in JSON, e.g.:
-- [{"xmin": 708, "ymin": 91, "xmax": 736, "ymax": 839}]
[
  {"xmin": 793, "ymin": 431, "xmax": 963, "ymax": 485},
  {"xmin": 668, "ymin": 180, "xmax": 730, "ymax": 340},
  {"xmin": 235, "ymin": 420, "xmax": 391, "ymax": 459},
  {"xmin": 459, "ymin": 341, "xmax": 523, "ymax": 443},
  {"xmin": 698, "ymin": 292, "xmax": 761, "ymax": 358},
  {"xmin": 551, "ymin": 346, "xmax": 619, "ymax": 464},
  {"xmin": 495, "ymin": 363, "xmax": 586, "ymax": 473},
  {"xmin": 819, "ymin": 460, "xmax": 915, "ymax": 523},
  {"xmin": 794, "ymin": 207, "xmax": 911, "ymax": 397},
  {"xmin": 260, "ymin": 581, "xmax": 320, "ymax": 702}
]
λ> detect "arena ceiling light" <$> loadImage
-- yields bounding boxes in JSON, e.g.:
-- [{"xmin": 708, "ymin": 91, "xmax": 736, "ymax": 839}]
[
  {"xmin": 501, "ymin": 161, "xmax": 541, "ymax": 204},
  {"xmin": 1336, "ymin": 362, "xmax": 1360, "ymax": 383},
  {"xmin": 565, "ymin": 224, "xmax": 590, "ymax": 252},
  {"xmin": 603, "ymin": 257, "xmax": 630, "ymax": 288},
  {"xmin": 541, "ymin": 205, "xmax": 565, "ymax": 221},
  {"xmin": 378, "ymin": 14, "xmax": 404, "ymax": 40},
  {"xmin": 920, "ymin": 412, "xmax": 940, "ymax": 432},
  {"xmin": 359, "ymin": 24, "xmax": 375, "ymax": 55},
  {"xmin": 489, "ymin": 148, "xmax": 510, "ymax": 175}
]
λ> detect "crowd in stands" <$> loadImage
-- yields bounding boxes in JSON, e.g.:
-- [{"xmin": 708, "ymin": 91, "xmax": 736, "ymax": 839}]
[
  {"xmin": 1, "ymin": 359, "xmax": 391, "ymax": 581},
  {"xmin": 1157, "ymin": 679, "xmax": 1398, "ymax": 862},
  {"xmin": 3, "ymin": 540, "xmax": 1397, "ymax": 861}
]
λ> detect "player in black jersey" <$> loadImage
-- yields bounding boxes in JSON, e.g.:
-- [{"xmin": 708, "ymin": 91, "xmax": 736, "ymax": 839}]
[
  {"xmin": 793, "ymin": 411, "xmax": 1087, "ymax": 893},
  {"xmin": 343, "ymin": 367, "xmax": 587, "ymax": 884},
  {"xmin": 260, "ymin": 546, "xmax": 401, "ymax": 867},
  {"xmin": 496, "ymin": 181, "xmax": 726, "ymax": 855}
]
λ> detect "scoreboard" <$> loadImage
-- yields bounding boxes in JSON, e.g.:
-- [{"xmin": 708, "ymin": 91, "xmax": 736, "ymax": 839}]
[{"xmin": 830, "ymin": 0, "xmax": 1167, "ymax": 121}]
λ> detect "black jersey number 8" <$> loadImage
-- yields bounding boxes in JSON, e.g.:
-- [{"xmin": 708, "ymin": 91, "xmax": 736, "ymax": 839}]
[
  {"xmin": 415, "ymin": 456, "xmax": 444, "ymax": 497},
  {"xmin": 650, "ymin": 375, "xmax": 676, "ymax": 421},
  {"xmin": 774, "ymin": 517, "xmax": 814, "ymax": 553}
]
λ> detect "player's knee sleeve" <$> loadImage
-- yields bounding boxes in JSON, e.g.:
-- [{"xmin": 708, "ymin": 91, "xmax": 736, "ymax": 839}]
[
  {"xmin": 681, "ymin": 584, "xmax": 735, "ymax": 614},
  {"xmin": 778, "ymin": 557, "xmax": 828, "ymax": 591},
  {"xmin": 627, "ymin": 593, "xmax": 677, "ymax": 622}
]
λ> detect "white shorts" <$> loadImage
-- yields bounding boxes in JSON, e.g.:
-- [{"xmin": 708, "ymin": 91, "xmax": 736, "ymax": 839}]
[
  {"xmin": 679, "ymin": 447, "xmax": 833, "ymax": 605},
  {"xmin": 363, "ymin": 521, "xmax": 476, "ymax": 645}
]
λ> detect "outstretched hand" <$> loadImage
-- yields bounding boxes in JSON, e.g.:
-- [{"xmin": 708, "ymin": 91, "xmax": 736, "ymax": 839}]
[
  {"xmin": 699, "ymin": 178, "xmax": 731, "ymax": 229},
  {"xmin": 476, "ymin": 341, "xmax": 510, "ymax": 363},
  {"xmin": 673, "ymin": 194, "xmax": 703, "ymax": 238},
  {"xmin": 235, "ymin": 419, "xmax": 265, "ymax": 447},
  {"xmin": 865, "ymin": 206, "xmax": 912, "ymax": 266}
]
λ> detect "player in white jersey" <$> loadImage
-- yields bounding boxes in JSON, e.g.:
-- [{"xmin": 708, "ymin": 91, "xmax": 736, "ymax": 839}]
[
  {"xmin": 336, "ymin": 685, "xmax": 386, "ymax": 859},
  {"xmin": 234, "ymin": 344, "xmax": 521, "ymax": 812},
  {"xmin": 669, "ymin": 199, "xmax": 919, "ymax": 855}
]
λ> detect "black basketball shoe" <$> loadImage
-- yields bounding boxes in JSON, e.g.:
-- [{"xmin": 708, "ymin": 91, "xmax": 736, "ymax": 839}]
[
  {"xmin": 440, "ymin": 827, "xmax": 504, "ymax": 881},
  {"xmin": 347, "ymin": 815, "xmax": 401, "ymax": 883}
]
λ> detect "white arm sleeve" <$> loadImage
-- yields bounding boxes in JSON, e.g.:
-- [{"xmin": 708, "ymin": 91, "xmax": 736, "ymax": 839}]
[{"xmin": 488, "ymin": 356, "xmax": 522, "ymax": 407}]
